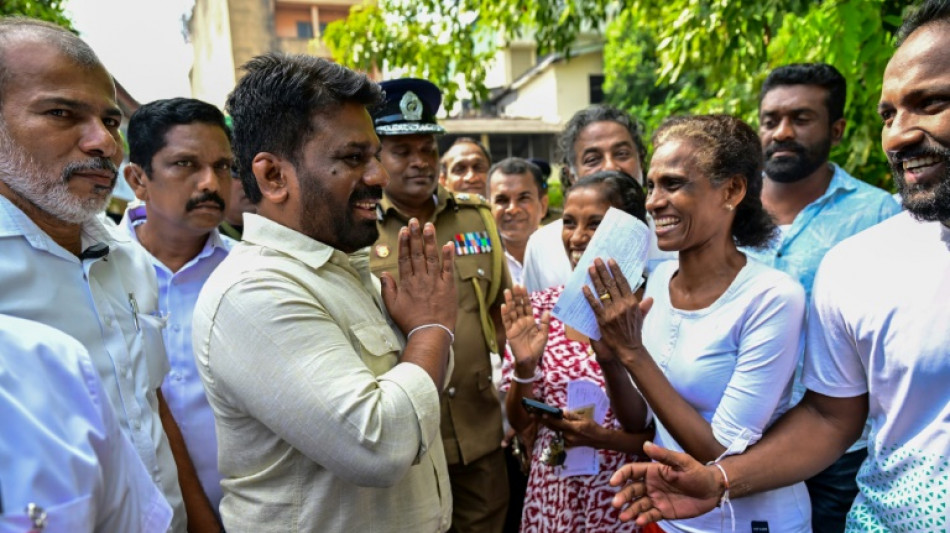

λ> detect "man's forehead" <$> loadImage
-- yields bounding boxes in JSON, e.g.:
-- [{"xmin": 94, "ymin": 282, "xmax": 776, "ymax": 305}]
[
  {"xmin": 883, "ymin": 25, "xmax": 950, "ymax": 94},
  {"xmin": 159, "ymin": 123, "xmax": 233, "ymax": 153},
  {"xmin": 382, "ymin": 133, "xmax": 437, "ymax": 148},
  {"xmin": 760, "ymin": 85, "xmax": 827, "ymax": 112},
  {"xmin": 2, "ymin": 40, "xmax": 117, "ymax": 110},
  {"xmin": 445, "ymin": 142, "xmax": 487, "ymax": 160},
  {"xmin": 577, "ymin": 122, "xmax": 634, "ymax": 150},
  {"xmin": 491, "ymin": 172, "xmax": 533, "ymax": 188}
]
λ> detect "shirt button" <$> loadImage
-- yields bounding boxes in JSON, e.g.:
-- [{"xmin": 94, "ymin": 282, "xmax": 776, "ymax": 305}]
[
  {"xmin": 172, "ymin": 324, "xmax": 181, "ymax": 332},
  {"xmin": 134, "ymin": 420, "xmax": 142, "ymax": 430},
  {"xmin": 447, "ymin": 387, "xmax": 456, "ymax": 398}
]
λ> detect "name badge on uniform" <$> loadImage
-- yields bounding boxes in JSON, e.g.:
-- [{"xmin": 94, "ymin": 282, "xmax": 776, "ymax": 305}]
[{"xmin": 454, "ymin": 231, "xmax": 492, "ymax": 256}]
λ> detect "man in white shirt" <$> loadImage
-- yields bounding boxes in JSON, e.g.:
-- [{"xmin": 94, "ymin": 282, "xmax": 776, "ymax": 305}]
[
  {"xmin": 609, "ymin": 3, "xmax": 950, "ymax": 531},
  {"xmin": 487, "ymin": 157, "xmax": 549, "ymax": 285},
  {"xmin": 0, "ymin": 315, "xmax": 173, "ymax": 532},
  {"xmin": 122, "ymin": 97, "xmax": 236, "ymax": 527},
  {"xmin": 193, "ymin": 53, "xmax": 456, "ymax": 532},
  {"xmin": 521, "ymin": 105, "xmax": 673, "ymax": 292},
  {"xmin": 0, "ymin": 17, "xmax": 191, "ymax": 530}
]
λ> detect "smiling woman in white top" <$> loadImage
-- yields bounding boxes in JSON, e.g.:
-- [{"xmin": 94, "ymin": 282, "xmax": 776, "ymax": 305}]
[{"xmin": 587, "ymin": 114, "xmax": 811, "ymax": 532}]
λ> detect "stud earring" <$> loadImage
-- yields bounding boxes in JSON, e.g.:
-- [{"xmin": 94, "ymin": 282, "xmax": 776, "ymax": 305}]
[{"xmin": 725, "ymin": 204, "xmax": 734, "ymax": 211}]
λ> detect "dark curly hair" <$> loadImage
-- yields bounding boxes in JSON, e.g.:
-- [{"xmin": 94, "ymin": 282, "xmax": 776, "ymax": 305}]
[
  {"xmin": 557, "ymin": 105, "xmax": 647, "ymax": 189},
  {"xmin": 566, "ymin": 170, "xmax": 647, "ymax": 225},
  {"xmin": 760, "ymin": 63, "xmax": 847, "ymax": 123},
  {"xmin": 225, "ymin": 53, "xmax": 382, "ymax": 204},
  {"xmin": 652, "ymin": 114, "xmax": 776, "ymax": 248}
]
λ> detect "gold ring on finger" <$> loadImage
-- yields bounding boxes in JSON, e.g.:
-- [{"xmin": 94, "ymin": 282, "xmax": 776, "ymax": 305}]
[{"xmin": 599, "ymin": 292, "xmax": 612, "ymax": 302}]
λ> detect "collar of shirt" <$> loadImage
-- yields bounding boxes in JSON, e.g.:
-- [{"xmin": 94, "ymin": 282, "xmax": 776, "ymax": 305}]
[
  {"xmin": 768, "ymin": 163, "xmax": 856, "ymax": 249},
  {"xmin": 0, "ymin": 194, "xmax": 128, "ymax": 262},
  {"xmin": 120, "ymin": 204, "xmax": 233, "ymax": 268},
  {"xmin": 241, "ymin": 212, "xmax": 373, "ymax": 277}
]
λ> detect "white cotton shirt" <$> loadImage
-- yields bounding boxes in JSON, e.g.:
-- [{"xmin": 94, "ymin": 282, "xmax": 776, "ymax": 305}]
[
  {"xmin": 803, "ymin": 212, "xmax": 950, "ymax": 531},
  {"xmin": 504, "ymin": 248, "xmax": 525, "ymax": 286},
  {"xmin": 521, "ymin": 216, "xmax": 676, "ymax": 292},
  {"xmin": 643, "ymin": 260, "xmax": 811, "ymax": 533},
  {"xmin": 0, "ymin": 315, "xmax": 172, "ymax": 532},
  {"xmin": 0, "ymin": 197, "xmax": 185, "ymax": 531},
  {"xmin": 121, "ymin": 205, "xmax": 233, "ymax": 513}
]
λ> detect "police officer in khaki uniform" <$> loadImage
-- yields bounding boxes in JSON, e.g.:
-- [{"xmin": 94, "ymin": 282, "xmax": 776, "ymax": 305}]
[{"xmin": 371, "ymin": 78, "xmax": 511, "ymax": 532}]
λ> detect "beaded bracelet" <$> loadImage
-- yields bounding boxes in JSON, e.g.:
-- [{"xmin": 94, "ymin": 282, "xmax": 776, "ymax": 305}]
[{"xmin": 407, "ymin": 323, "xmax": 455, "ymax": 344}]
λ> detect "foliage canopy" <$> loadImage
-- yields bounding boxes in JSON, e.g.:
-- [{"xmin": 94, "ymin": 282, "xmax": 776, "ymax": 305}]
[
  {"xmin": 0, "ymin": 0, "xmax": 72, "ymax": 29},
  {"xmin": 326, "ymin": 0, "xmax": 916, "ymax": 189}
]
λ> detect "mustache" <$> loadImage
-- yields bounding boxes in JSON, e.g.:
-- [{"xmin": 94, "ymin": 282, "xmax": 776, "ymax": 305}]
[
  {"xmin": 61, "ymin": 157, "xmax": 118, "ymax": 182},
  {"xmin": 351, "ymin": 186, "xmax": 383, "ymax": 203},
  {"xmin": 764, "ymin": 142, "xmax": 805, "ymax": 159},
  {"xmin": 888, "ymin": 144, "xmax": 950, "ymax": 165},
  {"xmin": 185, "ymin": 191, "xmax": 226, "ymax": 211}
]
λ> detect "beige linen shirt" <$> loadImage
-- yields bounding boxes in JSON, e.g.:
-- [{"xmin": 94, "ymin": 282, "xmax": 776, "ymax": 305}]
[{"xmin": 193, "ymin": 214, "xmax": 452, "ymax": 532}]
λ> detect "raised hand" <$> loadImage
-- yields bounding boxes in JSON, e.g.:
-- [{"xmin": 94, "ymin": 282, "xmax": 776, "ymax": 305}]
[
  {"xmin": 583, "ymin": 258, "xmax": 653, "ymax": 366},
  {"xmin": 380, "ymin": 219, "xmax": 457, "ymax": 337},
  {"xmin": 501, "ymin": 285, "xmax": 550, "ymax": 374},
  {"xmin": 609, "ymin": 442, "xmax": 722, "ymax": 525}
]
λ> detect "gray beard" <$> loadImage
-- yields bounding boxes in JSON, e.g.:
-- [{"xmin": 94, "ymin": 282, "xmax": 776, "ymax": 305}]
[{"xmin": 0, "ymin": 124, "xmax": 113, "ymax": 224}]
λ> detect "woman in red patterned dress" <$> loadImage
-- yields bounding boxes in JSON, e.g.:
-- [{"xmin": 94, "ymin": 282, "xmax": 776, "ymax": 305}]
[{"xmin": 500, "ymin": 170, "xmax": 652, "ymax": 532}]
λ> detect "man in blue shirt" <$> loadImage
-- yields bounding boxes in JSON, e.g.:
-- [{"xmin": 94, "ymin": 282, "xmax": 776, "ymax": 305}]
[
  {"xmin": 746, "ymin": 62, "xmax": 900, "ymax": 533},
  {"xmin": 121, "ymin": 98, "xmax": 236, "ymax": 528}
]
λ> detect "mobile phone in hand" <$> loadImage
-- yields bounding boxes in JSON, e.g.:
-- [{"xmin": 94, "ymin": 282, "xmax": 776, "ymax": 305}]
[{"xmin": 521, "ymin": 397, "xmax": 563, "ymax": 419}]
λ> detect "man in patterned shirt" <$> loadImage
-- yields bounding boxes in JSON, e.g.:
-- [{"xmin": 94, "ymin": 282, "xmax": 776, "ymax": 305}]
[{"xmin": 746, "ymin": 62, "xmax": 900, "ymax": 533}]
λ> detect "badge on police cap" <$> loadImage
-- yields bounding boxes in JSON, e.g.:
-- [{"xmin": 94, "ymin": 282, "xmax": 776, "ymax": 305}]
[
  {"xmin": 373, "ymin": 78, "xmax": 446, "ymax": 136},
  {"xmin": 400, "ymin": 91, "xmax": 423, "ymax": 121}
]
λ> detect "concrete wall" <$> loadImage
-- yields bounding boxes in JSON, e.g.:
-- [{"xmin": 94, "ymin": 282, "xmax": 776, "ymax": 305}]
[
  {"xmin": 190, "ymin": 0, "xmax": 361, "ymax": 107},
  {"xmin": 228, "ymin": 0, "xmax": 275, "ymax": 81},
  {"xmin": 553, "ymin": 50, "xmax": 603, "ymax": 123},
  {"xmin": 499, "ymin": 49, "xmax": 602, "ymax": 124},
  {"xmin": 190, "ymin": 0, "xmax": 238, "ymax": 109}
]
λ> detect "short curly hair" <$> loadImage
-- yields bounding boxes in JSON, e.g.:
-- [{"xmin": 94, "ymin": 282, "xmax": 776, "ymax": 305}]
[
  {"xmin": 226, "ymin": 53, "xmax": 382, "ymax": 204},
  {"xmin": 558, "ymin": 105, "xmax": 646, "ymax": 189},
  {"xmin": 652, "ymin": 115, "xmax": 776, "ymax": 248}
]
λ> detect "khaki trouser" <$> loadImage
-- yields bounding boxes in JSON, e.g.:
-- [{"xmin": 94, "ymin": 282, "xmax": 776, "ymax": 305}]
[{"xmin": 447, "ymin": 447, "xmax": 509, "ymax": 533}]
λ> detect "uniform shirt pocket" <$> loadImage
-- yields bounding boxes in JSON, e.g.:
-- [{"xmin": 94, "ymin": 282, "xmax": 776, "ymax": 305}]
[{"xmin": 455, "ymin": 260, "xmax": 492, "ymax": 312}]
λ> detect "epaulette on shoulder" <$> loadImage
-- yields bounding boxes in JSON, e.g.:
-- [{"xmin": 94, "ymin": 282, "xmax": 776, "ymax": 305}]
[{"xmin": 453, "ymin": 192, "xmax": 490, "ymax": 209}]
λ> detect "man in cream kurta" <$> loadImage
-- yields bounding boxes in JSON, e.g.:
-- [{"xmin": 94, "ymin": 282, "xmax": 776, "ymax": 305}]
[
  {"xmin": 193, "ymin": 215, "xmax": 451, "ymax": 531},
  {"xmin": 192, "ymin": 53, "xmax": 455, "ymax": 532}
]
